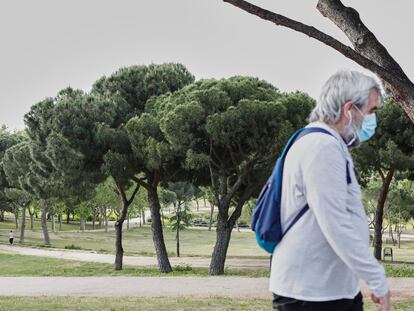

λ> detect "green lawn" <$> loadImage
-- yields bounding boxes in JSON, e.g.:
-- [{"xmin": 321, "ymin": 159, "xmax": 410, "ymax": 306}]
[
  {"xmin": 0, "ymin": 223, "xmax": 414, "ymax": 262},
  {"xmin": 0, "ymin": 296, "xmax": 412, "ymax": 311},
  {"xmin": 0, "ymin": 225, "xmax": 266, "ymax": 258},
  {"xmin": 0, "ymin": 253, "xmax": 269, "ymax": 277},
  {"xmin": 0, "ymin": 253, "xmax": 413, "ymax": 278},
  {"xmin": 0, "ymin": 218, "xmax": 98, "ymax": 232},
  {"xmin": 1, "ymin": 217, "xmax": 414, "ymax": 262}
]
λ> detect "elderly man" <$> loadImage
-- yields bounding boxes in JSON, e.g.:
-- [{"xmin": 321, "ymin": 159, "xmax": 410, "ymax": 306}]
[{"xmin": 270, "ymin": 70, "xmax": 390, "ymax": 311}]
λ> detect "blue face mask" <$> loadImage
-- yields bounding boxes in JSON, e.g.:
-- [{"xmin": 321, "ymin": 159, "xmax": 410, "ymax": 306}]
[{"xmin": 354, "ymin": 106, "xmax": 377, "ymax": 142}]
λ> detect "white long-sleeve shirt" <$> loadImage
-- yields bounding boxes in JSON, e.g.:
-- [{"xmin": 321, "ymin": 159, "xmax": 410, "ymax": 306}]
[{"xmin": 269, "ymin": 121, "xmax": 388, "ymax": 301}]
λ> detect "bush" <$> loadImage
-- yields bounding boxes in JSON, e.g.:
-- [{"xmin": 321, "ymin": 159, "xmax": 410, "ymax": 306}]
[
  {"xmin": 191, "ymin": 218, "xmax": 210, "ymax": 227},
  {"xmin": 384, "ymin": 263, "xmax": 414, "ymax": 277},
  {"xmin": 64, "ymin": 244, "xmax": 82, "ymax": 250},
  {"xmin": 174, "ymin": 264, "xmax": 193, "ymax": 272}
]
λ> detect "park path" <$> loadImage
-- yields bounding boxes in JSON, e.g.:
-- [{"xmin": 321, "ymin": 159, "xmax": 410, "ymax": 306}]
[
  {"xmin": 0, "ymin": 276, "xmax": 413, "ymax": 300},
  {"xmin": 0, "ymin": 244, "xmax": 269, "ymax": 269},
  {"xmin": 1, "ymin": 245, "xmax": 413, "ymax": 300}
]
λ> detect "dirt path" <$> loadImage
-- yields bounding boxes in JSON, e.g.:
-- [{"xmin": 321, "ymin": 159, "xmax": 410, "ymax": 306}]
[
  {"xmin": 0, "ymin": 276, "xmax": 413, "ymax": 300},
  {"xmin": 0, "ymin": 244, "xmax": 269, "ymax": 269},
  {"xmin": 1, "ymin": 245, "xmax": 413, "ymax": 300}
]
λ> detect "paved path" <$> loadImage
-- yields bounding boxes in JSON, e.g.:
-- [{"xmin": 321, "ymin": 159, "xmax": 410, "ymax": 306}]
[
  {"xmin": 1, "ymin": 245, "xmax": 413, "ymax": 300},
  {"xmin": 0, "ymin": 277, "xmax": 413, "ymax": 300},
  {"xmin": 0, "ymin": 244, "xmax": 269, "ymax": 269}
]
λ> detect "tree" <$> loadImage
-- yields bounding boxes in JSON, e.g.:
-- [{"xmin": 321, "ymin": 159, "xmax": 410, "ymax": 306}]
[
  {"xmin": 385, "ymin": 179, "xmax": 414, "ymax": 248},
  {"xmin": 192, "ymin": 186, "xmax": 204, "ymax": 212},
  {"xmin": 41, "ymin": 64, "xmax": 194, "ymax": 271},
  {"xmin": 163, "ymin": 182, "xmax": 195, "ymax": 257},
  {"xmin": 93, "ymin": 179, "xmax": 119, "ymax": 232},
  {"xmin": 202, "ymin": 186, "xmax": 218, "ymax": 231},
  {"xmin": 223, "ymin": 0, "xmax": 414, "ymax": 124},
  {"xmin": 0, "ymin": 128, "xmax": 24, "ymax": 225},
  {"xmin": 353, "ymin": 100, "xmax": 414, "ymax": 259},
  {"xmin": 3, "ymin": 142, "xmax": 33, "ymax": 242},
  {"xmin": 158, "ymin": 77, "xmax": 313, "ymax": 274},
  {"xmin": 24, "ymin": 94, "xmax": 90, "ymax": 245}
]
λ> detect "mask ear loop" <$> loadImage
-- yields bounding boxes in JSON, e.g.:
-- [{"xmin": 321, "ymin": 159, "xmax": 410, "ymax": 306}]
[{"xmin": 346, "ymin": 110, "xmax": 357, "ymax": 146}]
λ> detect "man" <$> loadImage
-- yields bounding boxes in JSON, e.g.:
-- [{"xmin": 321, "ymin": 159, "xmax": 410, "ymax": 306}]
[
  {"xmin": 8, "ymin": 230, "xmax": 14, "ymax": 245},
  {"xmin": 270, "ymin": 70, "xmax": 390, "ymax": 311}
]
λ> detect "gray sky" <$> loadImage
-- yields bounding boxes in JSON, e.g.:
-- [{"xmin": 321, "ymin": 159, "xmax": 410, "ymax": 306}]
[{"xmin": 1, "ymin": 0, "xmax": 413, "ymax": 130}]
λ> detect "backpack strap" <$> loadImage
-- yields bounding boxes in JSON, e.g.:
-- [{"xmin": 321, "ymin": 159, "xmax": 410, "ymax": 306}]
[{"xmin": 279, "ymin": 127, "xmax": 351, "ymax": 238}]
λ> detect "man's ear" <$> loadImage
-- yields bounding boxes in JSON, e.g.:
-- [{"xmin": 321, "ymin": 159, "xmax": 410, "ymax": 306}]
[{"xmin": 342, "ymin": 101, "xmax": 353, "ymax": 123}]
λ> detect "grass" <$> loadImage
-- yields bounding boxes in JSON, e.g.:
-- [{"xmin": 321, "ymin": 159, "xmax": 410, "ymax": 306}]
[
  {"xmin": 384, "ymin": 263, "xmax": 414, "ymax": 277},
  {"xmin": 371, "ymin": 241, "xmax": 414, "ymax": 263},
  {"xmin": 0, "ymin": 253, "xmax": 269, "ymax": 277},
  {"xmin": 0, "ymin": 218, "xmax": 98, "ymax": 232},
  {"xmin": 0, "ymin": 253, "xmax": 413, "ymax": 278},
  {"xmin": 0, "ymin": 224, "xmax": 268, "ymax": 259},
  {"xmin": 0, "ymin": 296, "xmax": 412, "ymax": 311},
  {"xmin": 1, "ymin": 216, "xmax": 414, "ymax": 262},
  {"xmin": 2, "ymin": 217, "xmax": 414, "ymax": 262}
]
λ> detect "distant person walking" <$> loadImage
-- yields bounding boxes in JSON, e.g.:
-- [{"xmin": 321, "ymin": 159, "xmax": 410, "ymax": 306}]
[
  {"xmin": 8, "ymin": 230, "xmax": 14, "ymax": 245},
  {"xmin": 270, "ymin": 70, "xmax": 390, "ymax": 311}
]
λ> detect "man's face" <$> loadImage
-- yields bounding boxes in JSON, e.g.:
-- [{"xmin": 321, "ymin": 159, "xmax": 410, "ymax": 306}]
[
  {"xmin": 353, "ymin": 89, "xmax": 380, "ymax": 127},
  {"xmin": 339, "ymin": 88, "xmax": 380, "ymax": 147}
]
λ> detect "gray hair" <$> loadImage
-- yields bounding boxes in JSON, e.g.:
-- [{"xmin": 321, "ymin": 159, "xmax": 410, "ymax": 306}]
[{"xmin": 309, "ymin": 70, "xmax": 384, "ymax": 124}]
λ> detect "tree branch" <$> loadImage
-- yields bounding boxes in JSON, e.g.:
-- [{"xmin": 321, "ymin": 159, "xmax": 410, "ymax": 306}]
[
  {"xmin": 224, "ymin": 159, "xmax": 256, "ymax": 203},
  {"xmin": 316, "ymin": 0, "xmax": 410, "ymax": 82},
  {"xmin": 228, "ymin": 184, "xmax": 254, "ymax": 227},
  {"xmin": 127, "ymin": 183, "xmax": 140, "ymax": 206},
  {"xmin": 223, "ymin": 0, "xmax": 397, "ymax": 84},
  {"xmin": 131, "ymin": 176, "xmax": 151, "ymax": 192},
  {"xmin": 226, "ymin": 145, "xmax": 240, "ymax": 174}
]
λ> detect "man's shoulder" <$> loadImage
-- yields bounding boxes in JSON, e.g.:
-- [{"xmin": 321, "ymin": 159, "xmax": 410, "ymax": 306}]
[{"xmin": 297, "ymin": 130, "xmax": 341, "ymax": 151}]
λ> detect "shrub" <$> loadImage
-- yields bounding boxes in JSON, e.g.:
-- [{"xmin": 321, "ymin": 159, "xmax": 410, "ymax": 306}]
[{"xmin": 64, "ymin": 244, "xmax": 82, "ymax": 250}]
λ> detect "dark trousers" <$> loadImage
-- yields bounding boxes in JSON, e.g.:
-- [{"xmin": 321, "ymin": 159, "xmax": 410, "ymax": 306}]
[
  {"xmin": 273, "ymin": 292, "xmax": 363, "ymax": 311},
  {"xmin": 9, "ymin": 238, "xmax": 13, "ymax": 245}
]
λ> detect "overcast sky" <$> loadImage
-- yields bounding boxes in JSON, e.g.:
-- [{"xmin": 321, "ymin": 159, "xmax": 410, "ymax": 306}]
[{"xmin": 1, "ymin": 0, "xmax": 413, "ymax": 130}]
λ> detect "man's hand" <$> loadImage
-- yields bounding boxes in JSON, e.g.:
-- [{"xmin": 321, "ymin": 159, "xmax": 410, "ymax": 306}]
[{"xmin": 371, "ymin": 291, "xmax": 391, "ymax": 311}]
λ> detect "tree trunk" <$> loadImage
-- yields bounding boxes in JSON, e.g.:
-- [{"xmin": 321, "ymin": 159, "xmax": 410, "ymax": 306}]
[
  {"xmin": 208, "ymin": 203, "xmax": 214, "ymax": 231},
  {"xmin": 80, "ymin": 218, "xmax": 85, "ymax": 232},
  {"xmin": 14, "ymin": 209, "xmax": 19, "ymax": 230},
  {"xmin": 223, "ymin": 0, "xmax": 414, "ymax": 124},
  {"xmin": 196, "ymin": 199, "xmax": 199, "ymax": 212},
  {"xmin": 66, "ymin": 210, "xmax": 70, "ymax": 224},
  {"xmin": 114, "ymin": 215, "xmax": 126, "ymax": 270},
  {"xmin": 51, "ymin": 214, "xmax": 55, "ymax": 233},
  {"xmin": 92, "ymin": 211, "xmax": 96, "ymax": 230},
  {"xmin": 395, "ymin": 224, "xmax": 401, "ymax": 249},
  {"xmin": 209, "ymin": 213, "xmax": 232, "ymax": 275},
  {"xmin": 59, "ymin": 212, "xmax": 62, "ymax": 231},
  {"xmin": 41, "ymin": 203, "xmax": 50, "ymax": 245},
  {"xmin": 142, "ymin": 209, "xmax": 146, "ymax": 225},
  {"xmin": 203, "ymin": 197, "xmax": 207, "ymax": 208},
  {"xmin": 105, "ymin": 212, "xmax": 109, "ymax": 233},
  {"xmin": 113, "ymin": 181, "xmax": 140, "ymax": 271},
  {"xmin": 209, "ymin": 185, "xmax": 252, "ymax": 275},
  {"xmin": 0, "ymin": 210, "xmax": 4, "ymax": 222},
  {"xmin": 373, "ymin": 169, "xmax": 394, "ymax": 260},
  {"xmin": 148, "ymin": 188, "xmax": 172, "ymax": 273},
  {"xmin": 98, "ymin": 207, "xmax": 102, "ymax": 227},
  {"xmin": 30, "ymin": 213, "xmax": 34, "ymax": 231},
  {"xmin": 127, "ymin": 217, "xmax": 130, "ymax": 230},
  {"xmin": 19, "ymin": 205, "xmax": 27, "ymax": 243},
  {"xmin": 176, "ymin": 203, "xmax": 181, "ymax": 257},
  {"xmin": 387, "ymin": 211, "xmax": 395, "ymax": 245}
]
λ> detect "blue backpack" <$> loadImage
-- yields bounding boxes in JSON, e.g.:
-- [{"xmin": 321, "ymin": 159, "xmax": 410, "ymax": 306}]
[{"xmin": 251, "ymin": 127, "xmax": 351, "ymax": 253}]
